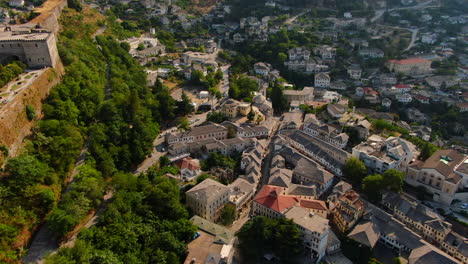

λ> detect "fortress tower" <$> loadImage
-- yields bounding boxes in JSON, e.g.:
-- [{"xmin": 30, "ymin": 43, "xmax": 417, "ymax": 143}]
[{"xmin": 0, "ymin": 23, "xmax": 59, "ymax": 68}]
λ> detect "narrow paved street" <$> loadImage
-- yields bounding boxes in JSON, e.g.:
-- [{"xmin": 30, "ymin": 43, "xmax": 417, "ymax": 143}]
[
  {"xmin": 220, "ymin": 64, "xmax": 230, "ymax": 97},
  {"xmin": 133, "ymin": 110, "xmax": 209, "ymax": 175},
  {"xmin": 404, "ymin": 28, "xmax": 419, "ymax": 51},
  {"xmin": 229, "ymin": 204, "xmax": 251, "ymax": 233},
  {"xmin": 259, "ymin": 118, "xmax": 281, "ymax": 188}
]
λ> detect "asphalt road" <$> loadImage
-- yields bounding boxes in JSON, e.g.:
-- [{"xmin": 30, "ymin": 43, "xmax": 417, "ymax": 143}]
[
  {"xmin": 259, "ymin": 117, "xmax": 281, "ymax": 188},
  {"xmin": 133, "ymin": 110, "xmax": 210, "ymax": 174}
]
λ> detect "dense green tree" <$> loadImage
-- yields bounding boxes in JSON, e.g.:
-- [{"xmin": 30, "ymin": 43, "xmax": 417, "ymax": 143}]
[
  {"xmin": 219, "ymin": 204, "xmax": 236, "ymax": 226},
  {"xmin": 229, "ymin": 75, "xmax": 258, "ymax": 101},
  {"xmin": 196, "ymin": 173, "xmax": 211, "ymax": 184},
  {"xmin": 362, "ymin": 174, "xmax": 384, "ymax": 203},
  {"xmin": 0, "ymin": 61, "xmax": 25, "ymax": 87},
  {"xmin": 190, "ymin": 70, "xmax": 204, "ymax": 85},
  {"xmin": 207, "ymin": 111, "xmax": 228, "ymax": 123},
  {"xmin": 299, "ymin": 104, "xmax": 314, "ymax": 114},
  {"xmin": 237, "ymin": 216, "xmax": 303, "ymax": 263},
  {"xmin": 343, "ymin": 157, "xmax": 367, "ymax": 185},
  {"xmin": 159, "ymin": 155, "xmax": 171, "ymax": 167},
  {"xmin": 154, "ymin": 82, "xmax": 176, "ymax": 123},
  {"xmin": 419, "ymin": 142, "xmax": 438, "ymax": 161},
  {"xmin": 38, "ymin": 189, "xmax": 57, "ymax": 211},
  {"xmin": 47, "ymin": 172, "xmax": 195, "ymax": 263},
  {"xmin": 176, "ymin": 91, "xmax": 194, "ymax": 116},
  {"xmin": 4, "ymin": 155, "xmax": 52, "ymax": 191},
  {"xmin": 215, "ymin": 68, "xmax": 223, "ymax": 81},
  {"xmin": 200, "ymin": 152, "xmax": 237, "ymax": 171},
  {"xmin": 383, "ymin": 169, "xmax": 405, "ymax": 193},
  {"xmin": 271, "ymin": 81, "xmax": 288, "ymax": 114},
  {"xmin": 178, "ymin": 117, "xmax": 190, "ymax": 131},
  {"xmin": 136, "ymin": 43, "xmax": 145, "ymax": 51},
  {"xmin": 48, "ymin": 208, "xmax": 80, "ymax": 236}
]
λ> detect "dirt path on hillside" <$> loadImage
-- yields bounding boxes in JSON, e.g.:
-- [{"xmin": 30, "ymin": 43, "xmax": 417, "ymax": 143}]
[{"xmin": 23, "ymin": 142, "xmax": 89, "ymax": 263}]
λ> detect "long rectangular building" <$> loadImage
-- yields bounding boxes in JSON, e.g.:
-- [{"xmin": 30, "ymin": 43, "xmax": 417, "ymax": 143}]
[
  {"xmin": 286, "ymin": 130, "xmax": 351, "ymax": 176},
  {"xmin": 166, "ymin": 123, "xmax": 228, "ymax": 145}
]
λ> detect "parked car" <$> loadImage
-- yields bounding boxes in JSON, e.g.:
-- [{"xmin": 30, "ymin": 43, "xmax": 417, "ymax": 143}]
[
  {"xmin": 193, "ymin": 232, "xmax": 201, "ymax": 240},
  {"xmin": 461, "ymin": 203, "xmax": 467, "ymax": 209}
]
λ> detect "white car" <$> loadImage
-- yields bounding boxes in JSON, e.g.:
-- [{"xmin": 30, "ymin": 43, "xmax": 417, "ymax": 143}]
[{"xmin": 461, "ymin": 203, "xmax": 468, "ymax": 209}]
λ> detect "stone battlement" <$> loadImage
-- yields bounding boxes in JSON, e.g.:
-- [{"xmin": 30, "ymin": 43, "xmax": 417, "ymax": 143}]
[
  {"xmin": 0, "ymin": 0, "xmax": 66, "ymax": 69},
  {"xmin": 30, "ymin": 0, "xmax": 67, "ymax": 33}
]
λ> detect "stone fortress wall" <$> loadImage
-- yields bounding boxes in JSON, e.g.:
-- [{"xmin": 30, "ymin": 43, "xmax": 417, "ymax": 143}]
[
  {"xmin": 0, "ymin": 0, "xmax": 66, "ymax": 69},
  {"xmin": 0, "ymin": 28, "xmax": 59, "ymax": 68},
  {"xmin": 29, "ymin": 0, "xmax": 68, "ymax": 33},
  {"xmin": 0, "ymin": 0, "xmax": 67, "ymax": 161}
]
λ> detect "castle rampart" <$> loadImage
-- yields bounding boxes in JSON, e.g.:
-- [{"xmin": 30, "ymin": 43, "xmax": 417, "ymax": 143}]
[
  {"xmin": 0, "ymin": 0, "xmax": 66, "ymax": 69},
  {"xmin": 0, "ymin": 26, "xmax": 59, "ymax": 68}
]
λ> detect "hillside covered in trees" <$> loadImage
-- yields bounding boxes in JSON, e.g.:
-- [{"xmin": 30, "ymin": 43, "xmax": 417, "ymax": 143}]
[{"xmin": 0, "ymin": 6, "xmax": 192, "ymax": 263}]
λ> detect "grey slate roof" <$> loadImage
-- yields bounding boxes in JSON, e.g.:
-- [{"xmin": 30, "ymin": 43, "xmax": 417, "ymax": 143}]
[
  {"xmin": 409, "ymin": 245, "xmax": 459, "ymax": 264},
  {"xmin": 287, "ymin": 184, "xmax": 317, "ymax": 197}
]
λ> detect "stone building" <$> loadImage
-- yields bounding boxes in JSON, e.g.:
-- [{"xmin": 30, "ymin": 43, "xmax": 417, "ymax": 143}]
[
  {"xmin": 165, "ymin": 123, "xmax": 228, "ymax": 145},
  {"xmin": 315, "ymin": 72, "xmax": 331, "ymax": 88},
  {"xmin": 186, "ymin": 178, "xmax": 230, "ymax": 221},
  {"xmin": 386, "ymin": 58, "xmax": 432, "ymax": 76},
  {"xmin": 330, "ymin": 190, "xmax": 365, "ymax": 233},
  {"xmin": 352, "ymin": 135, "xmax": 418, "ymax": 174},
  {"xmin": 405, "ymin": 149, "xmax": 467, "ymax": 205},
  {"xmin": 283, "ymin": 87, "xmax": 314, "ymax": 104},
  {"xmin": 0, "ymin": 24, "xmax": 60, "ymax": 68}
]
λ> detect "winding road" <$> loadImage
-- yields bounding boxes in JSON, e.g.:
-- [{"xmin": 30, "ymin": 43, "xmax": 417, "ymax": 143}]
[
  {"xmin": 285, "ymin": 8, "xmax": 311, "ymax": 25},
  {"xmin": 369, "ymin": 0, "xmax": 438, "ymax": 51}
]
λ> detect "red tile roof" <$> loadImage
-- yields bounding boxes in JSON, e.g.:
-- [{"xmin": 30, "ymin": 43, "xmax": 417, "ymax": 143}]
[
  {"xmin": 254, "ymin": 185, "xmax": 298, "ymax": 213},
  {"xmin": 175, "ymin": 157, "xmax": 200, "ymax": 171},
  {"xmin": 388, "ymin": 58, "xmax": 431, "ymax": 65},
  {"xmin": 362, "ymin": 87, "xmax": 378, "ymax": 96},
  {"xmin": 415, "ymin": 95, "xmax": 429, "ymax": 101},
  {"xmin": 342, "ymin": 190, "xmax": 364, "ymax": 210},
  {"xmin": 456, "ymin": 102, "xmax": 468, "ymax": 108},
  {"xmin": 394, "ymin": 84, "xmax": 411, "ymax": 89}
]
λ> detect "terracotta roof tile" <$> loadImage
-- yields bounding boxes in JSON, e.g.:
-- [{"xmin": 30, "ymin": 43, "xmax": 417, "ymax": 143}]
[{"xmin": 253, "ymin": 185, "xmax": 299, "ymax": 213}]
